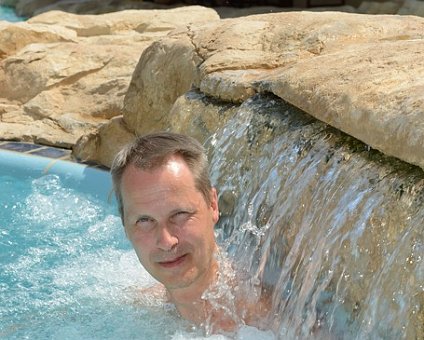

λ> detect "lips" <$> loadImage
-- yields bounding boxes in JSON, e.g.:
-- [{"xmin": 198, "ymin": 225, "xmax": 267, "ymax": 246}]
[{"xmin": 157, "ymin": 254, "xmax": 188, "ymax": 268}]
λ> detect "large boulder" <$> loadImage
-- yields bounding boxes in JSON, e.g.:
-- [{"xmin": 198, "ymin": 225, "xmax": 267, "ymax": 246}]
[
  {"xmin": 76, "ymin": 11, "xmax": 424, "ymax": 170},
  {"xmin": 123, "ymin": 34, "xmax": 202, "ymax": 134},
  {"xmin": 72, "ymin": 116, "xmax": 135, "ymax": 166},
  {"xmin": 258, "ymin": 39, "xmax": 424, "ymax": 170},
  {"xmin": 0, "ymin": 6, "xmax": 220, "ymax": 147},
  {"xmin": 0, "ymin": 21, "xmax": 76, "ymax": 58},
  {"xmin": 27, "ymin": 6, "xmax": 220, "ymax": 36}
]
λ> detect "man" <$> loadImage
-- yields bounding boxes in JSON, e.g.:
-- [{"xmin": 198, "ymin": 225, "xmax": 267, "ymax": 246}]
[{"xmin": 111, "ymin": 131, "xmax": 253, "ymax": 332}]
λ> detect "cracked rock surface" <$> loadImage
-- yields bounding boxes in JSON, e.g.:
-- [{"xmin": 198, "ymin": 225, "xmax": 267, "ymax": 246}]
[
  {"xmin": 91, "ymin": 10, "xmax": 423, "ymax": 170},
  {"xmin": 1, "ymin": 5, "xmax": 424, "ymax": 173},
  {"xmin": 0, "ymin": 6, "xmax": 219, "ymax": 147}
]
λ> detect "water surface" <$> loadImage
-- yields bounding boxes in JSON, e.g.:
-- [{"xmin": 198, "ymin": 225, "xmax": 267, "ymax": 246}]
[
  {"xmin": 202, "ymin": 93, "xmax": 423, "ymax": 339},
  {"xmin": 0, "ymin": 164, "xmax": 275, "ymax": 339}
]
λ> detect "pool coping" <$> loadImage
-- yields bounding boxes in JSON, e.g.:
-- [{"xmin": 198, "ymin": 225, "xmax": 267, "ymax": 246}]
[
  {"xmin": 0, "ymin": 141, "xmax": 108, "ymax": 170},
  {"xmin": 0, "ymin": 142, "xmax": 114, "ymax": 203}
]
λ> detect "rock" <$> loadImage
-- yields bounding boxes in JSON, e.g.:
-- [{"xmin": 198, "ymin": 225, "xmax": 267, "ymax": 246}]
[
  {"xmin": 73, "ymin": 116, "xmax": 134, "ymax": 167},
  {"xmin": 13, "ymin": 0, "xmax": 213, "ymax": 17},
  {"xmin": 3, "ymin": 5, "xmax": 424, "ymax": 173},
  {"xmin": 115, "ymin": 10, "xmax": 424, "ymax": 170},
  {"xmin": 167, "ymin": 90, "xmax": 239, "ymax": 142},
  {"xmin": 122, "ymin": 34, "xmax": 202, "ymax": 135},
  {"xmin": 257, "ymin": 39, "xmax": 424, "ymax": 170},
  {"xmin": 73, "ymin": 87, "xmax": 239, "ymax": 168},
  {"xmin": 28, "ymin": 6, "xmax": 220, "ymax": 36},
  {"xmin": 0, "ymin": 38, "xmax": 142, "ymax": 145},
  {"xmin": 1, "ymin": 41, "xmax": 117, "ymax": 103},
  {"xmin": 0, "ymin": 111, "xmax": 76, "ymax": 147},
  {"xmin": 0, "ymin": 99, "xmax": 20, "ymax": 114},
  {"xmin": 0, "ymin": 21, "xmax": 76, "ymax": 58},
  {"xmin": 0, "ymin": 6, "xmax": 220, "ymax": 148}
]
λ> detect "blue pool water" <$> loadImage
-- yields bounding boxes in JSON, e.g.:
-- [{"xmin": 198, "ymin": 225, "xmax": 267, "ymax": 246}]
[
  {"xmin": 0, "ymin": 151, "xmax": 170, "ymax": 339},
  {"xmin": 0, "ymin": 5, "xmax": 24, "ymax": 22},
  {"xmin": 0, "ymin": 150, "xmax": 272, "ymax": 339}
]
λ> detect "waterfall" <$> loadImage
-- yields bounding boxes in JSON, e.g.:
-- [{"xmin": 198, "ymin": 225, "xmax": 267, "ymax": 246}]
[{"xmin": 201, "ymin": 93, "xmax": 423, "ymax": 339}]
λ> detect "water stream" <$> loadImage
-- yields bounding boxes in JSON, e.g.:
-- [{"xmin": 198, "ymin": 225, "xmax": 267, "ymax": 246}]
[
  {"xmin": 0, "ymin": 85, "xmax": 422, "ymax": 338},
  {"xmin": 0, "ymin": 94, "xmax": 422, "ymax": 339},
  {"xmin": 1, "ymin": 0, "xmax": 422, "ymax": 338},
  {"xmin": 202, "ymin": 93, "xmax": 423, "ymax": 339}
]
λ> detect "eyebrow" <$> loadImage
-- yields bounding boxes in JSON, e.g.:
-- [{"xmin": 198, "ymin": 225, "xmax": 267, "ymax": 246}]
[
  {"xmin": 128, "ymin": 206, "xmax": 195, "ymax": 222},
  {"xmin": 169, "ymin": 207, "xmax": 196, "ymax": 215}
]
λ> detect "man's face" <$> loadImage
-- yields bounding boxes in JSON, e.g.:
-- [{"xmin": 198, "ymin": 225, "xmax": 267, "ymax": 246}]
[{"xmin": 120, "ymin": 155, "xmax": 219, "ymax": 290}]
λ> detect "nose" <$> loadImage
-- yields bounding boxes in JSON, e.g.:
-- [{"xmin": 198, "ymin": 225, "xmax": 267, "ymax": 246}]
[{"xmin": 156, "ymin": 224, "xmax": 178, "ymax": 251}]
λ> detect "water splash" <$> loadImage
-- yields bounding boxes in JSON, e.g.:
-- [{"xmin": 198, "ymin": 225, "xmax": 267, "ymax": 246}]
[
  {"xmin": 0, "ymin": 170, "xmax": 276, "ymax": 339},
  {"xmin": 207, "ymin": 93, "xmax": 423, "ymax": 339},
  {"xmin": 1, "ymin": 93, "xmax": 422, "ymax": 339},
  {"xmin": 0, "ymin": 173, "xmax": 178, "ymax": 339}
]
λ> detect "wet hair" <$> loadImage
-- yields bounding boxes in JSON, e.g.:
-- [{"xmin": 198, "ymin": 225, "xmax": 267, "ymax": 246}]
[{"xmin": 110, "ymin": 131, "xmax": 212, "ymax": 221}]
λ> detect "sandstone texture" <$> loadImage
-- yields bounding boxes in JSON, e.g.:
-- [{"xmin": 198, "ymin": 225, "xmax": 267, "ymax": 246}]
[
  {"xmin": 77, "ymin": 10, "xmax": 424, "ymax": 171},
  {"xmin": 1, "ymin": 4, "xmax": 423, "ymax": 337},
  {"xmin": 0, "ymin": 6, "xmax": 219, "ymax": 147},
  {"xmin": 1, "ymin": 3, "xmax": 424, "ymax": 171}
]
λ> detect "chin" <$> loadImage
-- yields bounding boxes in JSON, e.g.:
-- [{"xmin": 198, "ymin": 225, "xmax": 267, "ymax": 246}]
[
  {"xmin": 162, "ymin": 269, "xmax": 204, "ymax": 290},
  {"xmin": 163, "ymin": 274, "xmax": 197, "ymax": 290}
]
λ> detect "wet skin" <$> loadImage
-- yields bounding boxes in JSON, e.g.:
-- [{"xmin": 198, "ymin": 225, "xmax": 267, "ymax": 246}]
[
  {"xmin": 120, "ymin": 156, "xmax": 219, "ymax": 299},
  {"xmin": 120, "ymin": 156, "xmax": 274, "ymax": 332}
]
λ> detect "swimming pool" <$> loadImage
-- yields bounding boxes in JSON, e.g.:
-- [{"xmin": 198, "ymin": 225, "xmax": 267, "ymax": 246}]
[{"xmin": 0, "ymin": 150, "xmax": 273, "ymax": 339}]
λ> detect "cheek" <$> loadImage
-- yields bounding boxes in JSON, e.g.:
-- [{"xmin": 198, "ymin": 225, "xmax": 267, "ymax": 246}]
[
  {"xmin": 129, "ymin": 233, "xmax": 152, "ymax": 258},
  {"xmin": 183, "ymin": 226, "xmax": 215, "ymax": 251},
  {"xmin": 133, "ymin": 244, "xmax": 153, "ymax": 269}
]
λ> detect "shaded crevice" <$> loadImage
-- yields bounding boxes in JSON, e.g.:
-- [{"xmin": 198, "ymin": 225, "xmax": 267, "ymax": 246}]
[{"xmin": 185, "ymin": 24, "xmax": 206, "ymax": 71}]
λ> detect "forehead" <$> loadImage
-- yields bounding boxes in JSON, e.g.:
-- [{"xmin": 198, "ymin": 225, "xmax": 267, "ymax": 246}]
[
  {"xmin": 120, "ymin": 156, "xmax": 198, "ymax": 204},
  {"xmin": 123, "ymin": 155, "xmax": 193, "ymax": 183}
]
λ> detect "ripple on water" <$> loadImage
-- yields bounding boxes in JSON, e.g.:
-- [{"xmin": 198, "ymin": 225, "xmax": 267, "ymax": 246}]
[{"xmin": 0, "ymin": 172, "xmax": 274, "ymax": 339}]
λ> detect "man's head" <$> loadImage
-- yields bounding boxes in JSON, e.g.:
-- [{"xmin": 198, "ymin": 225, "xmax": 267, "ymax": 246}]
[
  {"xmin": 111, "ymin": 132, "xmax": 219, "ymax": 290},
  {"xmin": 111, "ymin": 132, "xmax": 213, "ymax": 222}
]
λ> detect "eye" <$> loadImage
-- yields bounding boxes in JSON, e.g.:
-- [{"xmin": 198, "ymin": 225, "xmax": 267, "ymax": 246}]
[
  {"xmin": 170, "ymin": 211, "xmax": 192, "ymax": 225},
  {"xmin": 135, "ymin": 216, "xmax": 155, "ymax": 231}
]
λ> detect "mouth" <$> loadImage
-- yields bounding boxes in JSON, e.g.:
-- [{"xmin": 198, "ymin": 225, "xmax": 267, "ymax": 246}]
[{"xmin": 157, "ymin": 254, "xmax": 188, "ymax": 269}]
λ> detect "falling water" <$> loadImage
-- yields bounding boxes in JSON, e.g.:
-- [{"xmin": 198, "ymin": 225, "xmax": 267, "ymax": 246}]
[
  {"xmin": 1, "ymin": 91, "xmax": 422, "ymax": 339},
  {"xmin": 202, "ymin": 93, "xmax": 423, "ymax": 339}
]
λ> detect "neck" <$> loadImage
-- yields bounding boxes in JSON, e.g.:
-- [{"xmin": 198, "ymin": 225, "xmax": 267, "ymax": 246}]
[{"xmin": 166, "ymin": 259, "xmax": 219, "ymax": 324}]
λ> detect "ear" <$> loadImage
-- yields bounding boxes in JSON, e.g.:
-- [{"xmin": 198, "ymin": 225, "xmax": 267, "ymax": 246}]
[{"xmin": 210, "ymin": 187, "xmax": 219, "ymax": 224}]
